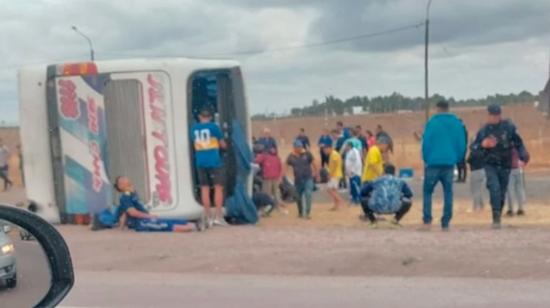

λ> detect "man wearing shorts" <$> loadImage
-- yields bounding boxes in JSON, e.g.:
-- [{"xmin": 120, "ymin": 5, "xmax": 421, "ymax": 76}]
[
  {"xmin": 323, "ymin": 141, "xmax": 344, "ymax": 211},
  {"xmin": 114, "ymin": 176, "xmax": 195, "ymax": 232},
  {"xmin": 191, "ymin": 108, "xmax": 228, "ymax": 227}
]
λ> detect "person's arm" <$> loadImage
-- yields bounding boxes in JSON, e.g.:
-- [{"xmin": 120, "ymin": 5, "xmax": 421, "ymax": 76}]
[
  {"xmin": 214, "ymin": 125, "xmax": 227, "ymax": 150},
  {"xmin": 421, "ymin": 121, "xmax": 433, "ymax": 163},
  {"xmin": 119, "ymin": 213, "xmax": 128, "ymax": 230},
  {"xmin": 470, "ymin": 128, "xmax": 486, "ymax": 152},
  {"xmin": 282, "ymin": 155, "xmax": 291, "ymax": 180},
  {"xmin": 360, "ymin": 182, "xmax": 374, "ymax": 197},
  {"xmin": 512, "ymin": 128, "xmax": 530, "ymax": 164},
  {"xmin": 309, "ymin": 153, "xmax": 319, "ymax": 179}
]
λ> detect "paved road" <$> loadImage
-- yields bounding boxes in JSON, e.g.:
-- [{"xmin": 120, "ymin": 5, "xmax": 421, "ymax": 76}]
[
  {"xmin": 0, "ymin": 232, "xmax": 51, "ymax": 307},
  {"xmin": 60, "ymin": 271, "xmax": 550, "ymax": 308}
]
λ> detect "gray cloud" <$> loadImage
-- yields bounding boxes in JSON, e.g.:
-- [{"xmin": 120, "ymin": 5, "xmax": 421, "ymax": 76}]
[{"xmin": 0, "ymin": 0, "xmax": 549, "ymax": 123}]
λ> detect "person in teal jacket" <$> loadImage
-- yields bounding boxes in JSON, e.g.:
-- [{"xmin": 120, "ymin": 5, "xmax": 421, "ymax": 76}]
[{"xmin": 421, "ymin": 101, "xmax": 467, "ymax": 231}]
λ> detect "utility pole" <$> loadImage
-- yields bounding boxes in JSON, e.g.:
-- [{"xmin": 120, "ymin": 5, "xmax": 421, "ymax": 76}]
[
  {"xmin": 424, "ymin": 0, "xmax": 433, "ymax": 123},
  {"xmin": 72, "ymin": 26, "xmax": 95, "ymax": 61}
]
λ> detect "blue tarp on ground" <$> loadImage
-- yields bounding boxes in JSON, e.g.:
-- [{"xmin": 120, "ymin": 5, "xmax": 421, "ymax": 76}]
[{"xmin": 224, "ymin": 120, "xmax": 258, "ymax": 224}]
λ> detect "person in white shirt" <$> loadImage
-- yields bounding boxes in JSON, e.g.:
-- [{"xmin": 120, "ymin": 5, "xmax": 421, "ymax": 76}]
[
  {"xmin": 344, "ymin": 143, "xmax": 363, "ymax": 205},
  {"xmin": 0, "ymin": 139, "xmax": 13, "ymax": 191}
]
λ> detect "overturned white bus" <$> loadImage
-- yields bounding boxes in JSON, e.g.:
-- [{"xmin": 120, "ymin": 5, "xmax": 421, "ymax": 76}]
[{"xmin": 18, "ymin": 58, "xmax": 251, "ymax": 223}]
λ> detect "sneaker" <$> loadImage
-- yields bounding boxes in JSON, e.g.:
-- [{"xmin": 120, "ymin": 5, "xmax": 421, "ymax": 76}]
[
  {"xmin": 517, "ymin": 209, "xmax": 525, "ymax": 216},
  {"xmin": 492, "ymin": 222, "xmax": 502, "ymax": 230},
  {"xmin": 441, "ymin": 226, "xmax": 450, "ymax": 232},
  {"xmin": 207, "ymin": 218, "xmax": 214, "ymax": 229},
  {"xmin": 505, "ymin": 210, "xmax": 514, "ymax": 217},
  {"xmin": 390, "ymin": 219, "xmax": 403, "ymax": 228},
  {"xmin": 194, "ymin": 221, "xmax": 205, "ymax": 232},
  {"xmin": 213, "ymin": 219, "xmax": 229, "ymax": 227}
]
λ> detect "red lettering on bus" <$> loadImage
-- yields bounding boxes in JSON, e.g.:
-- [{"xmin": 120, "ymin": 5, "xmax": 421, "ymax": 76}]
[
  {"xmin": 58, "ymin": 79, "xmax": 80, "ymax": 119},
  {"xmin": 89, "ymin": 141, "xmax": 103, "ymax": 192},
  {"xmin": 87, "ymin": 97, "xmax": 99, "ymax": 134},
  {"xmin": 153, "ymin": 145, "xmax": 172, "ymax": 203}
]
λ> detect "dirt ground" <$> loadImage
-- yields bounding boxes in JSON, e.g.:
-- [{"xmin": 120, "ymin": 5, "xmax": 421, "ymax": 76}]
[{"xmin": 2, "ymin": 186, "xmax": 550, "ymax": 281}]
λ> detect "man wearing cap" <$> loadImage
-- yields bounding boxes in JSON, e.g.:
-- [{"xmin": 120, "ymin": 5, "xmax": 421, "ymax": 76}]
[
  {"xmin": 471, "ymin": 104, "xmax": 529, "ymax": 229},
  {"xmin": 421, "ymin": 100, "xmax": 467, "ymax": 231},
  {"xmin": 284, "ymin": 140, "xmax": 318, "ymax": 219},
  {"xmin": 191, "ymin": 108, "xmax": 228, "ymax": 227}
]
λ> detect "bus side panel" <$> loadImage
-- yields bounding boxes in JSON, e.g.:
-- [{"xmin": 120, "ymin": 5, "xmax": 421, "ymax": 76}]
[
  {"xmin": 46, "ymin": 72, "xmax": 112, "ymax": 218},
  {"xmin": 110, "ymin": 72, "xmax": 182, "ymax": 214},
  {"xmin": 18, "ymin": 69, "xmax": 60, "ymax": 223}
]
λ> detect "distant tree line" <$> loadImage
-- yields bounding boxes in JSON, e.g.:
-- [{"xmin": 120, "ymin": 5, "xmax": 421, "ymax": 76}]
[{"xmin": 251, "ymin": 91, "xmax": 539, "ymax": 120}]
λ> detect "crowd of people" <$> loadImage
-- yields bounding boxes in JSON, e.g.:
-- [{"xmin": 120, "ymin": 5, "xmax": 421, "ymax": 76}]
[{"xmin": 252, "ymin": 101, "xmax": 530, "ymax": 230}]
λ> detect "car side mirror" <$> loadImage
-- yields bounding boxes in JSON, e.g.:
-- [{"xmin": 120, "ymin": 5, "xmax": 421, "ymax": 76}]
[{"xmin": 0, "ymin": 204, "xmax": 74, "ymax": 308}]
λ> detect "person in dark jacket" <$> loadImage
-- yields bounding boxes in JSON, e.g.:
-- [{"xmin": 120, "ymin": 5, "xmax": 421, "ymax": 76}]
[
  {"xmin": 471, "ymin": 104, "xmax": 529, "ymax": 229},
  {"xmin": 421, "ymin": 101, "xmax": 467, "ymax": 231}
]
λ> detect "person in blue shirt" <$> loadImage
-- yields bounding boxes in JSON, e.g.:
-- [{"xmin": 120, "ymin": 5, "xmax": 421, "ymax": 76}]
[
  {"xmin": 114, "ymin": 176, "xmax": 196, "ymax": 232},
  {"xmin": 318, "ymin": 128, "xmax": 332, "ymax": 167},
  {"xmin": 191, "ymin": 108, "xmax": 228, "ymax": 227},
  {"xmin": 295, "ymin": 128, "xmax": 311, "ymax": 150},
  {"xmin": 471, "ymin": 104, "xmax": 529, "ymax": 229},
  {"xmin": 359, "ymin": 164, "xmax": 413, "ymax": 227},
  {"xmin": 421, "ymin": 100, "xmax": 467, "ymax": 231},
  {"xmin": 258, "ymin": 128, "xmax": 277, "ymax": 153}
]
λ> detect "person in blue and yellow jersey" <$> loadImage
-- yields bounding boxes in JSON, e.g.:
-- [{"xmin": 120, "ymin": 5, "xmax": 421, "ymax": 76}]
[{"xmin": 191, "ymin": 108, "xmax": 227, "ymax": 227}]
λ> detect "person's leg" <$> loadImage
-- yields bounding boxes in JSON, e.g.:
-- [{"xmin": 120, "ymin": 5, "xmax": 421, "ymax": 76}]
[
  {"xmin": 304, "ymin": 179, "xmax": 314, "ymax": 218},
  {"xmin": 485, "ymin": 165, "xmax": 503, "ymax": 226},
  {"xmin": 498, "ymin": 168, "xmax": 511, "ymax": 215},
  {"xmin": 516, "ymin": 168, "xmax": 526, "ymax": 212},
  {"xmin": 440, "ymin": 166, "xmax": 455, "ymax": 229},
  {"xmin": 351, "ymin": 176, "xmax": 361, "ymax": 204},
  {"xmin": 295, "ymin": 182, "xmax": 305, "ymax": 217},
  {"xmin": 0, "ymin": 166, "xmax": 11, "ymax": 190},
  {"xmin": 422, "ymin": 167, "xmax": 438, "ymax": 225},
  {"xmin": 395, "ymin": 199, "xmax": 413, "ymax": 222},
  {"xmin": 200, "ymin": 186, "xmax": 211, "ymax": 219},
  {"xmin": 506, "ymin": 169, "xmax": 517, "ymax": 214},
  {"xmin": 214, "ymin": 184, "xmax": 225, "ymax": 221},
  {"xmin": 470, "ymin": 169, "xmax": 483, "ymax": 210},
  {"xmin": 360, "ymin": 197, "xmax": 377, "ymax": 223},
  {"xmin": 173, "ymin": 224, "xmax": 195, "ymax": 232}
]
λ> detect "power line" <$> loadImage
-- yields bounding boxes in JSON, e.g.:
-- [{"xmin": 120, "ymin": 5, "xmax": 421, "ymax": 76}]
[{"xmin": 99, "ymin": 21, "xmax": 425, "ymax": 59}]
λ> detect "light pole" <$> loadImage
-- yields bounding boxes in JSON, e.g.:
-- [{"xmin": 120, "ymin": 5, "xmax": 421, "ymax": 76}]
[
  {"xmin": 71, "ymin": 26, "xmax": 95, "ymax": 61},
  {"xmin": 424, "ymin": 0, "xmax": 433, "ymax": 123}
]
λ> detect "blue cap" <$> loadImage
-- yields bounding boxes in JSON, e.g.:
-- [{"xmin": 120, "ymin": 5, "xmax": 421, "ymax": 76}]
[
  {"xmin": 293, "ymin": 140, "xmax": 304, "ymax": 148},
  {"xmin": 487, "ymin": 104, "xmax": 501, "ymax": 115}
]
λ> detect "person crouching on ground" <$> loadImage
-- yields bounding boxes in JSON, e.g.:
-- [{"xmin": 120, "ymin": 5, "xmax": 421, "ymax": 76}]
[
  {"xmin": 323, "ymin": 142, "xmax": 344, "ymax": 211},
  {"xmin": 114, "ymin": 176, "xmax": 196, "ymax": 232},
  {"xmin": 359, "ymin": 164, "xmax": 413, "ymax": 228},
  {"xmin": 254, "ymin": 147, "xmax": 288, "ymax": 214},
  {"xmin": 284, "ymin": 140, "xmax": 318, "ymax": 219}
]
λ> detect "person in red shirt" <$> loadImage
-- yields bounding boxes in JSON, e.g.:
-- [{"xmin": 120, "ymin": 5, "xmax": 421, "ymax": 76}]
[{"xmin": 254, "ymin": 147, "xmax": 287, "ymax": 214}]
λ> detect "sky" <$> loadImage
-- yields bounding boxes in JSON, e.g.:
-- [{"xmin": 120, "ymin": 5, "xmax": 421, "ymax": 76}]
[{"xmin": 1, "ymin": 0, "xmax": 550, "ymax": 123}]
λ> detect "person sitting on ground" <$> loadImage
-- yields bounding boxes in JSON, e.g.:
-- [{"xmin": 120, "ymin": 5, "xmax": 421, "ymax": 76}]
[
  {"xmin": 114, "ymin": 176, "xmax": 196, "ymax": 232},
  {"xmin": 359, "ymin": 164, "xmax": 413, "ymax": 228}
]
